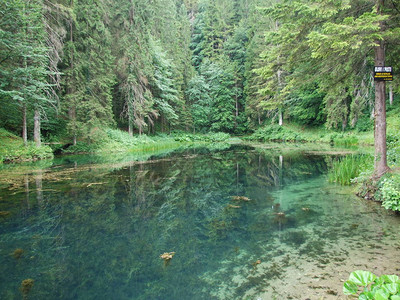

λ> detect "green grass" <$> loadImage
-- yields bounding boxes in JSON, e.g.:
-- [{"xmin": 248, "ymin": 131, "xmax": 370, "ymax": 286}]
[
  {"xmin": 61, "ymin": 128, "xmax": 232, "ymax": 155},
  {"xmin": 247, "ymin": 122, "xmax": 374, "ymax": 146},
  {"xmin": 0, "ymin": 128, "xmax": 53, "ymax": 163},
  {"xmin": 327, "ymin": 154, "xmax": 374, "ymax": 185}
]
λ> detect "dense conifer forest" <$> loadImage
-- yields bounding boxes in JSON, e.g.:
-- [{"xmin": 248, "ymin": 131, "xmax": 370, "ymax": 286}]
[{"xmin": 0, "ymin": 0, "xmax": 399, "ymax": 146}]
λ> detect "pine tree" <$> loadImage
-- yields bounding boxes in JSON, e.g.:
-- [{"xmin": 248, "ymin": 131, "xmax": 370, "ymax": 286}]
[
  {"xmin": 62, "ymin": 0, "xmax": 115, "ymax": 142},
  {"xmin": 0, "ymin": 0, "xmax": 53, "ymax": 146}
]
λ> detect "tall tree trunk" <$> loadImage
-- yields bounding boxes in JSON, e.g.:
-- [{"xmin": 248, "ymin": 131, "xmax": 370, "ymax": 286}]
[
  {"xmin": 278, "ymin": 109, "xmax": 283, "ymax": 126},
  {"xmin": 68, "ymin": 4, "xmax": 77, "ymax": 146},
  {"xmin": 373, "ymin": 0, "xmax": 389, "ymax": 178},
  {"xmin": 389, "ymin": 84, "xmax": 393, "ymax": 106},
  {"xmin": 128, "ymin": 101, "xmax": 133, "ymax": 137},
  {"xmin": 33, "ymin": 109, "xmax": 41, "ymax": 147},
  {"xmin": 22, "ymin": 104, "xmax": 28, "ymax": 146},
  {"xmin": 235, "ymin": 80, "xmax": 238, "ymax": 130},
  {"xmin": 128, "ymin": 116, "xmax": 133, "ymax": 136}
]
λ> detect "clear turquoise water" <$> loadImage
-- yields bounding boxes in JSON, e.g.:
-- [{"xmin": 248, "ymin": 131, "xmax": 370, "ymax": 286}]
[{"xmin": 0, "ymin": 145, "xmax": 399, "ymax": 299}]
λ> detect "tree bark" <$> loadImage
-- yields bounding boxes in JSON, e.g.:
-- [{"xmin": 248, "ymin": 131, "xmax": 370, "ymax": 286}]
[
  {"xmin": 33, "ymin": 109, "xmax": 41, "ymax": 147},
  {"xmin": 389, "ymin": 84, "xmax": 393, "ymax": 106},
  {"xmin": 22, "ymin": 104, "xmax": 28, "ymax": 146},
  {"xmin": 373, "ymin": 0, "xmax": 389, "ymax": 178}
]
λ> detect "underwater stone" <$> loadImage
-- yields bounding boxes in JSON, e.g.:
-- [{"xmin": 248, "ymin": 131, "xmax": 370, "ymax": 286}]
[
  {"xmin": 12, "ymin": 248, "xmax": 24, "ymax": 259},
  {"xmin": 20, "ymin": 279, "xmax": 34, "ymax": 298}
]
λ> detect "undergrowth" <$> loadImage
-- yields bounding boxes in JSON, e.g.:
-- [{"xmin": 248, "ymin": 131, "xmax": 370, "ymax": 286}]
[{"xmin": 0, "ymin": 128, "xmax": 53, "ymax": 163}]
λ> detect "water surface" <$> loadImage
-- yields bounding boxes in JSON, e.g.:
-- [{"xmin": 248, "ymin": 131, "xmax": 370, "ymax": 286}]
[{"xmin": 0, "ymin": 145, "xmax": 399, "ymax": 299}]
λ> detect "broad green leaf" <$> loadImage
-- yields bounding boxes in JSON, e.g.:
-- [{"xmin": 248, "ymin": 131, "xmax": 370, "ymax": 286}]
[
  {"xmin": 349, "ymin": 270, "xmax": 377, "ymax": 286},
  {"xmin": 343, "ymin": 280, "xmax": 358, "ymax": 295},
  {"xmin": 359, "ymin": 291, "xmax": 374, "ymax": 300},
  {"xmin": 381, "ymin": 283, "xmax": 399, "ymax": 295},
  {"xmin": 381, "ymin": 275, "xmax": 400, "ymax": 284},
  {"xmin": 391, "ymin": 295, "xmax": 400, "ymax": 300},
  {"xmin": 375, "ymin": 289, "xmax": 390, "ymax": 300}
]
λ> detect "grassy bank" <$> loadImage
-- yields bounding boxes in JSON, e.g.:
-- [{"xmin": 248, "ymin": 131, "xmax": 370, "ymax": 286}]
[
  {"xmin": 0, "ymin": 128, "xmax": 53, "ymax": 163},
  {"xmin": 61, "ymin": 129, "xmax": 233, "ymax": 154},
  {"xmin": 324, "ymin": 105, "xmax": 400, "ymax": 212},
  {"xmin": 246, "ymin": 123, "xmax": 373, "ymax": 146},
  {"xmin": 0, "ymin": 127, "xmax": 233, "ymax": 163},
  {"xmin": 247, "ymin": 102, "xmax": 399, "ymax": 148}
]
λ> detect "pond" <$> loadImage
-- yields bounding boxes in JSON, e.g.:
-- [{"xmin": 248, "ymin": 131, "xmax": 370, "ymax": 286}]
[{"xmin": 0, "ymin": 144, "xmax": 399, "ymax": 299}]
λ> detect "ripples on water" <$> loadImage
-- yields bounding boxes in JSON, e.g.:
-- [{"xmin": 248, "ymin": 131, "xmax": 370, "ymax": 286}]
[{"xmin": 0, "ymin": 145, "xmax": 399, "ymax": 299}]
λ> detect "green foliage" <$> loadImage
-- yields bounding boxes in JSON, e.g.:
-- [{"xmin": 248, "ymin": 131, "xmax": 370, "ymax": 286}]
[
  {"xmin": 380, "ymin": 174, "xmax": 400, "ymax": 212},
  {"xmin": 344, "ymin": 270, "xmax": 400, "ymax": 300},
  {"xmin": 387, "ymin": 132, "xmax": 400, "ymax": 168},
  {"xmin": 0, "ymin": 128, "xmax": 53, "ymax": 163},
  {"xmin": 286, "ymin": 84, "xmax": 326, "ymax": 126},
  {"xmin": 328, "ymin": 154, "xmax": 373, "ymax": 185},
  {"xmin": 247, "ymin": 124, "xmax": 304, "ymax": 142},
  {"xmin": 355, "ymin": 116, "xmax": 374, "ymax": 133},
  {"xmin": 172, "ymin": 132, "xmax": 230, "ymax": 143},
  {"xmin": 329, "ymin": 134, "xmax": 359, "ymax": 147}
]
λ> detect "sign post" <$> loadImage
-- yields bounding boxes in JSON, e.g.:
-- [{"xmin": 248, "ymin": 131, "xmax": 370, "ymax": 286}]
[{"xmin": 374, "ymin": 66, "xmax": 393, "ymax": 81}]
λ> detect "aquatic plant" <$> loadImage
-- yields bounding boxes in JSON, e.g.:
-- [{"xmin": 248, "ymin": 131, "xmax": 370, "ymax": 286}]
[
  {"xmin": 343, "ymin": 270, "xmax": 400, "ymax": 299},
  {"xmin": 328, "ymin": 154, "xmax": 373, "ymax": 185}
]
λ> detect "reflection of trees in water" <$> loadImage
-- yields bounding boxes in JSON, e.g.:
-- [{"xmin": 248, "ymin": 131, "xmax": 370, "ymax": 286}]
[{"xmin": 0, "ymin": 148, "xmax": 330, "ymax": 299}]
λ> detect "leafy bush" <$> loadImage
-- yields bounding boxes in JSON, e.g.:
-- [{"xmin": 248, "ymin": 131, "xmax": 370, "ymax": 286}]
[
  {"xmin": 380, "ymin": 174, "xmax": 400, "ymax": 212},
  {"xmin": 1, "ymin": 143, "xmax": 53, "ymax": 162},
  {"xmin": 248, "ymin": 125, "xmax": 304, "ymax": 142},
  {"xmin": 355, "ymin": 117, "xmax": 374, "ymax": 132},
  {"xmin": 172, "ymin": 132, "xmax": 230, "ymax": 143},
  {"xmin": 343, "ymin": 270, "xmax": 400, "ymax": 299},
  {"xmin": 105, "ymin": 128, "xmax": 137, "ymax": 147},
  {"xmin": 63, "ymin": 142, "xmax": 100, "ymax": 154},
  {"xmin": 387, "ymin": 132, "xmax": 400, "ymax": 167},
  {"xmin": 328, "ymin": 154, "xmax": 373, "ymax": 185}
]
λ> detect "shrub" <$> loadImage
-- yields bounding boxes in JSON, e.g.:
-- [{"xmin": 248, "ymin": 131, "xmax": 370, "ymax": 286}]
[
  {"xmin": 63, "ymin": 142, "xmax": 99, "ymax": 154},
  {"xmin": 248, "ymin": 125, "xmax": 304, "ymax": 142},
  {"xmin": 380, "ymin": 174, "xmax": 400, "ymax": 212},
  {"xmin": 387, "ymin": 132, "xmax": 400, "ymax": 167}
]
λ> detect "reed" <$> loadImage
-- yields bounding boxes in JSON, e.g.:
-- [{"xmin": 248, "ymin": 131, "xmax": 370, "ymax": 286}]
[{"xmin": 328, "ymin": 154, "xmax": 373, "ymax": 185}]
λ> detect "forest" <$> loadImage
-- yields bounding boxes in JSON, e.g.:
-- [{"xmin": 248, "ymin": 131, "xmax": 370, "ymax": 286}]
[
  {"xmin": 1, "ymin": 0, "xmax": 399, "ymax": 144},
  {"xmin": 2, "ymin": 1, "xmax": 400, "ymax": 298}
]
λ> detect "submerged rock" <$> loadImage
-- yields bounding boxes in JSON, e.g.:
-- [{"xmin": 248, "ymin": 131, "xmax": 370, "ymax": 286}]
[
  {"xmin": 160, "ymin": 252, "xmax": 175, "ymax": 265},
  {"xmin": 12, "ymin": 248, "xmax": 24, "ymax": 260},
  {"xmin": 232, "ymin": 196, "xmax": 251, "ymax": 202},
  {"xmin": 20, "ymin": 279, "xmax": 34, "ymax": 299}
]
